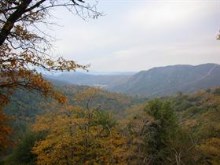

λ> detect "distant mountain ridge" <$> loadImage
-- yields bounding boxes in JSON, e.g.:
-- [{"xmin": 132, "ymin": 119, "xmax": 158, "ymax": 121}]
[
  {"xmin": 109, "ymin": 63, "xmax": 220, "ymax": 97},
  {"xmin": 47, "ymin": 63, "xmax": 220, "ymax": 98},
  {"xmin": 47, "ymin": 72, "xmax": 133, "ymax": 88}
]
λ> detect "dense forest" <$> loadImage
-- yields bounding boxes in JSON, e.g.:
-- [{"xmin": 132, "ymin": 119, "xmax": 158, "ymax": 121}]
[{"xmin": 0, "ymin": 85, "xmax": 219, "ymax": 164}]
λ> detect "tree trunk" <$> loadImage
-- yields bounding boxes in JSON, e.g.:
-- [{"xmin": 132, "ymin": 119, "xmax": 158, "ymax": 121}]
[{"xmin": 0, "ymin": 0, "xmax": 32, "ymax": 45}]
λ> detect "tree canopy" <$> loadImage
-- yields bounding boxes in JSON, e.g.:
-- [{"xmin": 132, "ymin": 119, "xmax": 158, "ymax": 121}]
[
  {"xmin": 0, "ymin": 0, "xmax": 101, "ymax": 105},
  {"xmin": 0, "ymin": 0, "xmax": 101, "ymax": 152}
]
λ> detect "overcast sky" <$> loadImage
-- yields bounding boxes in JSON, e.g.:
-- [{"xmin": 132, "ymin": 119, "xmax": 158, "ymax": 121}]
[{"xmin": 47, "ymin": 0, "xmax": 220, "ymax": 72}]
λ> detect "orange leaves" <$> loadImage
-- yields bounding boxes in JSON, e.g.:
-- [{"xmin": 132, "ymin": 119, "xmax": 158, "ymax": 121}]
[
  {"xmin": 10, "ymin": 59, "xmax": 16, "ymax": 67},
  {"xmin": 0, "ymin": 66, "xmax": 68, "ymax": 104},
  {"xmin": 14, "ymin": 25, "xmax": 38, "ymax": 41},
  {"xmin": 74, "ymin": 87, "xmax": 102, "ymax": 108},
  {"xmin": 0, "ymin": 0, "xmax": 103, "ymax": 107},
  {"xmin": 0, "ymin": 0, "xmax": 94, "ymax": 110},
  {"xmin": 0, "ymin": 93, "xmax": 9, "ymax": 105},
  {"xmin": 0, "ymin": 42, "xmax": 86, "ymax": 105},
  {"xmin": 0, "ymin": 109, "xmax": 12, "ymax": 153}
]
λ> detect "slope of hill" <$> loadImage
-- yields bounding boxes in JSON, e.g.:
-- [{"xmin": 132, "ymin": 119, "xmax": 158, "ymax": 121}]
[
  {"xmin": 3, "ymin": 84, "xmax": 142, "ymax": 141},
  {"xmin": 109, "ymin": 63, "xmax": 220, "ymax": 97}
]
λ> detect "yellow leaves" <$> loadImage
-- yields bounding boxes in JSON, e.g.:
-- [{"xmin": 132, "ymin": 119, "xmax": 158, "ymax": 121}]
[
  {"xmin": 74, "ymin": 87, "xmax": 102, "ymax": 102},
  {"xmin": 46, "ymin": 59, "xmax": 54, "ymax": 67},
  {"xmin": 30, "ymin": 88, "xmax": 220, "ymax": 164},
  {"xmin": 32, "ymin": 106, "xmax": 129, "ymax": 164},
  {"xmin": 198, "ymin": 138, "xmax": 220, "ymax": 165},
  {"xmin": 199, "ymin": 138, "xmax": 220, "ymax": 156}
]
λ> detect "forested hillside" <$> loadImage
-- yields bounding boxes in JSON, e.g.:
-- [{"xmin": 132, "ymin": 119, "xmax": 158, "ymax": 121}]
[
  {"xmin": 110, "ymin": 63, "xmax": 220, "ymax": 97},
  {"xmin": 1, "ymin": 85, "xmax": 220, "ymax": 164}
]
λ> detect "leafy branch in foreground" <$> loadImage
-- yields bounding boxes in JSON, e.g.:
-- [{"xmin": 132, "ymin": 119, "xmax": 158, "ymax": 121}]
[
  {"xmin": 0, "ymin": 0, "xmax": 101, "ymax": 104},
  {"xmin": 0, "ymin": 0, "xmax": 101, "ymax": 152}
]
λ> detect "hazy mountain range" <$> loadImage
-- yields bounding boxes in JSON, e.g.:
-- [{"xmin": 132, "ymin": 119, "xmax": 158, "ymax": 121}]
[
  {"xmin": 47, "ymin": 63, "xmax": 220, "ymax": 97},
  {"xmin": 46, "ymin": 72, "xmax": 133, "ymax": 88}
]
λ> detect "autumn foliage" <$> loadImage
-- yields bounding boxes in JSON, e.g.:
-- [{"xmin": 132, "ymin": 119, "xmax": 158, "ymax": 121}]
[
  {"xmin": 0, "ymin": 0, "xmax": 101, "ymax": 152},
  {"xmin": 32, "ymin": 105, "xmax": 129, "ymax": 164},
  {"xmin": 0, "ymin": 110, "xmax": 12, "ymax": 153},
  {"xmin": 0, "ymin": 0, "xmax": 101, "ymax": 104},
  {"xmin": 0, "ymin": 1, "xmax": 220, "ymax": 164},
  {"xmin": 1, "ymin": 87, "xmax": 220, "ymax": 164}
]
